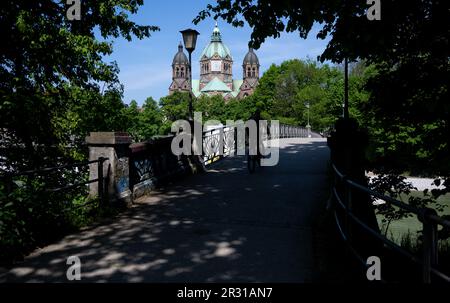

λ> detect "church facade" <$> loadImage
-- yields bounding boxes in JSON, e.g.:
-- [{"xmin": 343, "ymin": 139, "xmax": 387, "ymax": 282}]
[{"xmin": 169, "ymin": 24, "xmax": 260, "ymax": 100}]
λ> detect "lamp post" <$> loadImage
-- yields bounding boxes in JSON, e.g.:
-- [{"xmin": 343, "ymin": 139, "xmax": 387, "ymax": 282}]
[
  {"xmin": 180, "ymin": 28, "xmax": 200, "ymax": 120},
  {"xmin": 305, "ymin": 102, "xmax": 311, "ymax": 138},
  {"xmin": 343, "ymin": 57, "xmax": 349, "ymax": 120},
  {"xmin": 180, "ymin": 28, "xmax": 203, "ymax": 171}
]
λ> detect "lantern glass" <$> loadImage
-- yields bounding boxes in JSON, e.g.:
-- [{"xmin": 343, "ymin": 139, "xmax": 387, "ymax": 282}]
[{"xmin": 180, "ymin": 29, "xmax": 200, "ymax": 53}]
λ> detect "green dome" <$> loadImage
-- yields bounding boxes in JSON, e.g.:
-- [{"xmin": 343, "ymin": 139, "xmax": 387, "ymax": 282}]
[{"xmin": 200, "ymin": 24, "xmax": 232, "ymax": 59}]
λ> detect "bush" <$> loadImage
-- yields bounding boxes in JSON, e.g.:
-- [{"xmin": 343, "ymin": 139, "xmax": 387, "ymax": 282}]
[{"xmin": 0, "ymin": 170, "xmax": 104, "ymax": 265}]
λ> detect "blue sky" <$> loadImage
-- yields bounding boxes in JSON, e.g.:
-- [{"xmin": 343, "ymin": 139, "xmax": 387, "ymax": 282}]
[{"xmin": 106, "ymin": 0, "xmax": 331, "ymax": 105}]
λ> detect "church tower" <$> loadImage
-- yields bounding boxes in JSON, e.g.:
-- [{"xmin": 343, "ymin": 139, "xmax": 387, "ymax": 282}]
[
  {"xmin": 169, "ymin": 42, "xmax": 190, "ymax": 94},
  {"xmin": 238, "ymin": 47, "xmax": 260, "ymax": 98},
  {"xmin": 199, "ymin": 23, "xmax": 234, "ymax": 91},
  {"xmin": 169, "ymin": 24, "xmax": 259, "ymax": 99}
]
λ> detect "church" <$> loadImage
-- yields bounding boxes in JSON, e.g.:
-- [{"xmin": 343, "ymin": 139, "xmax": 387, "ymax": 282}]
[{"xmin": 169, "ymin": 24, "xmax": 260, "ymax": 100}]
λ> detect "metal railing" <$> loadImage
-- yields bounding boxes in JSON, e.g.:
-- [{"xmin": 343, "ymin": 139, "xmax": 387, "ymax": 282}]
[
  {"xmin": 274, "ymin": 124, "xmax": 310, "ymax": 138},
  {"xmin": 202, "ymin": 125, "xmax": 237, "ymax": 165},
  {"xmin": 201, "ymin": 123, "xmax": 314, "ymax": 165},
  {"xmin": 331, "ymin": 163, "xmax": 450, "ymax": 283},
  {"xmin": 0, "ymin": 157, "xmax": 109, "ymax": 208}
]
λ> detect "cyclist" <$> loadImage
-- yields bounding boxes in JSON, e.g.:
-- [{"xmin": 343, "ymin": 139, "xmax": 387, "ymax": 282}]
[{"xmin": 247, "ymin": 109, "xmax": 262, "ymax": 172}]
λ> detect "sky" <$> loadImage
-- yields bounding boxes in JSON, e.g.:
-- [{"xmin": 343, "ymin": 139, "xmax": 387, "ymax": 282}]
[{"xmin": 106, "ymin": 0, "xmax": 331, "ymax": 105}]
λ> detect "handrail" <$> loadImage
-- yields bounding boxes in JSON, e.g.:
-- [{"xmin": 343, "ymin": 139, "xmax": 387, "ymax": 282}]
[
  {"xmin": 331, "ymin": 163, "xmax": 450, "ymax": 283},
  {"xmin": 201, "ymin": 123, "xmax": 314, "ymax": 165},
  {"xmin": 45, "ymin": 178, "xmax": 99, "ymax": 193},
  {"xmin": 0, "ymin": 159, "xmax": 105, "ymax": 179},
  {"xmin": 346, "ymin": 178, "xmax": 420, "ymax": 215},
  {"xmin": 428, "ymin": 213, "xmax": 450, "ymax": 229},
  {"xmin": 332, "ymin": 163, "xmax": 446, "ymax": 225},
  {"xmin": 333, "ymin": 187, "xmax": 422, "ymax": 264},
  {"xmin": 1, "ymin": 157, "xmax": 109, "ymax": 205},
  {"xmin": 202, "ymin": 122, "xmax": 244, "ymax": 134}
]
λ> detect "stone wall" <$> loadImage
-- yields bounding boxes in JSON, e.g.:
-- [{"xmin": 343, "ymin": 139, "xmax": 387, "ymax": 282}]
[{"xmin": 86, "ymin": 132, "xmax": 192, "ymax": 206}]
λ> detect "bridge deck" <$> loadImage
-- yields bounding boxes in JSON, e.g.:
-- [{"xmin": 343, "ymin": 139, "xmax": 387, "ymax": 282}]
[{"xmin": 1, "ymin": 138, "xmax": 330, "ymax": 282}]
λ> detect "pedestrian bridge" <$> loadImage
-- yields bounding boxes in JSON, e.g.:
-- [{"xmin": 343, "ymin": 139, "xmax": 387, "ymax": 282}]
[{"xmin": 0, "ymin": 137, "xmax": 331, "ymax": 282}]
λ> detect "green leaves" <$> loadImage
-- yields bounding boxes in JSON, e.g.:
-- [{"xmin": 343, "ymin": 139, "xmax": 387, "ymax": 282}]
[
  {"xmin": 129, "ymin": 97, "xmax": 164, "ymax": 141},
  {"xmin": 0, "ymin": 0, "xmax": 160, "ymax": 264},
  {"xmin": 195, "ymin": 95, "xmax": 227, "ymax": 121},
  {"xmin": 1, "ymin": 0, "xmax": 159, "ymax": 170},
  {"xmin": 250, "ymin": 59, "xmax": 371, "ymax": 132},
  {"xmin": 160, "ymin": 91, "xmax": 191, "ymax": 123}
]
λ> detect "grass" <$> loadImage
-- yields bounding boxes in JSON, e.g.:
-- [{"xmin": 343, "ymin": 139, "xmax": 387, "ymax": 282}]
[
  {"xmin": 376, "ymin": 191, "xmax": 450, "ymax": 282},
  {"xmin": 377, "ymin": 191, "xmax": 450, "ymax": 244}
]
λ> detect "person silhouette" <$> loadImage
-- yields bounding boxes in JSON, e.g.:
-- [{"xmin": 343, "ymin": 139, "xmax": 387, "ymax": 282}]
[{"xmin": 249, "ymin": 109, "xmax": 262, "ymax": 168}]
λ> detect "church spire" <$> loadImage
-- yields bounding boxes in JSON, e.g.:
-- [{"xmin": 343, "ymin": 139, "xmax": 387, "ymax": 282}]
[{"xmin": 211, "ymin": 22, "xmax": 222, "ymax": 42}]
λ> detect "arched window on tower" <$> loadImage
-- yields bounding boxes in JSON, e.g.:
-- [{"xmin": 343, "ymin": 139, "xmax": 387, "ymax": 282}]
[
  {"xmin": 180, "ymin": 67, "xmax": 184, "ymax": 78},
  {"xmin": 252, "ymin": 67, "xmax": 256, "ymax": 77},
  {"xmin": 176, "ymin": 67, "xmax": 179, "ymax": 77},
  {"xmin": 247, "ymin": 67, "xmax": 251, "ymax": 78}
]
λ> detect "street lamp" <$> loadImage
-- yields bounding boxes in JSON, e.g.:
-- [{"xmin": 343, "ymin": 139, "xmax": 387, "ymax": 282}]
[
  {"xmin": 343, "ymin": 57, "xmax": 349, "ymax": 120},
  {"xmin": 180, "ymin": 28, "xmax": 200, "ymax": 120},
  {"xmin": 305, "ymin": 102, "xmax": 311, "ymax": 138}
]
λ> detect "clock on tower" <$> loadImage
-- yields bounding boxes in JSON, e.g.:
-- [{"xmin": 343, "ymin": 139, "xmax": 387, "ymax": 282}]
[{"xmin": 210, "ymin": 60, "xmax": 222, "ymax": 72}]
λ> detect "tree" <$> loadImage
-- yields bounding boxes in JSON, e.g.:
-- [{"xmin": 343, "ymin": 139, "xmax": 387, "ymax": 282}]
[
  {"xmin": 220, "ymin": 96, "xmax": 251, "ymax": 122},
  {"xmin": 0, "ymin": 0, "xmax": 159, "ymax": 170},
  {"xmin": 0, "ymin": 0, "xmax": 158, "ymax": 263},
  {"xmin": 122, "ymin": 100, "xmax": 141, "ymax": 141},
  {"xmin": 195, "ymin": 95, "xmax": 227, "ymax": 122},
  {"xmin": 248, "ymin": 59, "xmax": 370, "ymax": 132},
  {"xmin": 363, "ymin": 60, "xmax": 450, "ymax": 177},
  {"xmin": 251, "ymin": 64, "xmax": 280, "ymax": 114},
  {"xmin": 195, "ymin": 1, "xmax": 447, "ymax": 63},
  {"xmin": 136, "ymin": 97, "xmax": 163, "ymax": 141},
  {"xmin": 159, "ymin": 92, "xmax": 191, "ymax": 134},
  {"xmin": 56, "ymin": 87, "xmax": 130, "ymax": 160}
]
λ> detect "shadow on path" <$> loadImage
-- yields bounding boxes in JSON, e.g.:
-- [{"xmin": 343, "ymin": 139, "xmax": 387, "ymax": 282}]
[{"xmin": 0, "ymin": 138, "xmax": 330, "ymax": 282}]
